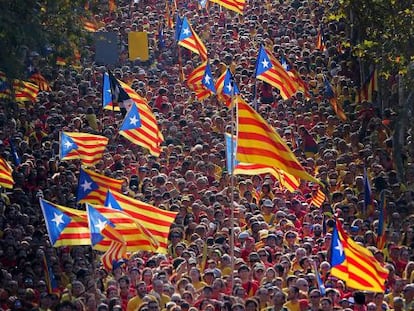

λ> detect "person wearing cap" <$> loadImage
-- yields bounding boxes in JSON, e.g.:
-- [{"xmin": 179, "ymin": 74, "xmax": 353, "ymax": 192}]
[{"xmin": 261, "ymin": 199, "xmax": 276, "ymax": 225}]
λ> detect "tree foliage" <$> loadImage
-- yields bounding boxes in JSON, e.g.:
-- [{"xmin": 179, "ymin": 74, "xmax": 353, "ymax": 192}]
[
  {"xmin": 0, "ymin": 0, "xmax": 90, "ymax": 79},
  {"xmin": 330, "ymin": 0, "xmax": 414, "ymax": 78}
]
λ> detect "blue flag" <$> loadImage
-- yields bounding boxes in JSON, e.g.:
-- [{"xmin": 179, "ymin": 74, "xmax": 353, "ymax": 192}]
[
  {"xmin": 76, "ymin": 168, "xmax": 99, "ymax": 202},
  {"xmin": 10, "ymin": 140, "xmax": 21, "ymax": 166},
  {"xmin": 86, "ymin": 203, "xmax": 115, "ymax": 246},
  {"xmin": 102, "ymin": 72, "xmax": 113, "ymax": 109},
  {"xmin": 119, "ymin": 103, "xmax": 142, "ymax": 131},
  {"xmin": 225, "ymin": 133, "xmax": 239, "ymax": 174},
  {"xmin": 222, "ymin": 69, "xmax": 239, "ymax": 96},
  {"xmin": 40, "ymin": 199, "xmax": 72, "ymax": 245}
]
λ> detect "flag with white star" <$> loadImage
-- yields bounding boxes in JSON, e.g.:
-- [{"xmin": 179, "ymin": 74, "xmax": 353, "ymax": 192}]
[
  {"xmin": 76, "ymin": 168, "xmax": 123, "ymax": 204},
  {"xmin": 86, "ymin": 203, "xmax": 128, "ymax": 270},
  {"xmin": 86, "ymin": 203, "xmax": 116, "ymax": 246},
  {"xmin": 202, "ymin": 62, "xmax": 216, "ymax": 94},
  {"xmin": 104, "ymin": 190, "xmax": 177, "ymax": 254},
  {"xmin": 60, "ymin": 132, "xmax": 78, "ymax": 158},
  {"xmin": 59, "ymin": 132, "xmax": 109, "ymax": 166},
  {"xmin": 330, "ymin": 219, "xmax": 389, "ymax": 292},
  {"xmin": 222, "ymin": 69, "xmax": 239, "ymax": 96},
  {"xmin": 187, "ymin": 61, "xmax": 216, "ymax": 100},
  {"xmin": 177, "ymin": 17, "xmax": 208, "ymax": 61},
  {"xmin": 39, "ymin": 199, "xmax": 91, "ymax": 246},
  {"xmin": 113, "ymin": 77, "xmax": 163, "ymax": 157},
  {"xmin": 255, "ymin": 45, "xmax": 299, "ymax": 100},
  {"xmin": 119, "ymin": 102, "xmax": 142, "ymax": 131},
  {"xmin": 330, "ymin": 223, "xmax": 346, "ymax": 266},
  {"xmin": 215, "ymin": 68, "xmax": 240, "ymax": 107}
]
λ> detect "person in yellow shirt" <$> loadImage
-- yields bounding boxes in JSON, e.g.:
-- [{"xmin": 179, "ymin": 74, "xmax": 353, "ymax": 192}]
[
  {"xmin": 283, "ymin": 286, "xmax": 300, "ymax": 311},
  {"xmin": 127, "ymin": 281, "xmax": 148, "ymax": 311}
]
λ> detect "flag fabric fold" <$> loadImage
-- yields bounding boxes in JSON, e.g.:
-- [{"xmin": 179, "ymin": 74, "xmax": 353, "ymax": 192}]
[
  {"xmin": 187, "ymin": 61, "xmax": 216, "ymax": 100},
  {"xmin": 107, "ymin": 73, "xmax": 163, "ymax": 156},
  {"xmin": 280, "ymin": 56, "xmax": 311, "ymax": 99},
  {"xmin": 225, "ymin": 132, "xmax": 300, "ymax": 192},
  {"xmin": 330, "ymin": 219, "xmax": 389, "ymax": 292},
  {"xmin": 60, "ymin": 132, "xmax": 108, "ymax": 166},
  {"xmin": 29, "ymin": 72, "xmax": 52, "ymax": 92},
  {"xmin": 209, "ymin": 0, "xmax": 246, "ymax": 14},
  {"xmin": 363, "ymin": 166, "xmax": 374, "ymax": 217},
  {"xmin": 255, "ymin": 45, "xmax": 299, "ymax": 100},
  {"xmin": 236, "ymin": 98, "xmax": 320, "ymax": 184},
  {"xmin": 88, "ymin": 203, "xmax": 159, "ymax": 252},
  {"xmin": 0, "ymin": 157, "xmax": 14, "ymax": 189},
  {"xmin": 324, "ymin": 76, "xmax": 347, "ymax": 121},
  {"xmin": 76, "ymin": 168, "xmax": 123, "ymax": 204},
  {"xmin": 39, "ymin": 199, "xmax": 91, "ymax": 246},
  {"xmin": 376, "ymin": 190, "xmax": 387, "ymax": 250},
  {"xmin": 215, "ymin": 68, "xmax": 240, "ymax": 107},
  {"xmin": 316, "ymin": 27, "xmax": 326, "ymax": 51},
  {"xmin": 356, "ymin": 69, "xmax": 378, "ymax": 103},
  {"xmin": 104, "ymin": 190, "xmax": 177, "ymax": 253},
  {"xmin": 177, "ymin": 17, "xmax": 208, "ymax": 61},
  {"xmin": 102, "ymin": 72, "xmax": 120, "ymax": 111},
  {"xmin": 86, "ymin": 203, "xmax": 127, "ymax": 270}
]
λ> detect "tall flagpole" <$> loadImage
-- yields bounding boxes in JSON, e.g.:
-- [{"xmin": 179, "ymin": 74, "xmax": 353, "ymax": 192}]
[{"xmin": 229, "ymin": 68, "xmax": 236, "ymax": 287}]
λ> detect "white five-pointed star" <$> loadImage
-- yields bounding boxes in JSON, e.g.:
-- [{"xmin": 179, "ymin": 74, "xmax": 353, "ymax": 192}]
[
  {"xmin": 64, "ymin": 140, "xmax": 73, "ymax": 149},
  {"xmin": 52, "ymin": 212, "xmax": 64, "ymax": 227},
  {"xmin": 95, "ymin": 218, "xmax": 107, "ymax": 232},
  {"xmin": 282, "ymin": 62, "xmax": 289, "ymax": 70},
  {"xmin": 226, "ymin": 83, "xmax": 232, "ymax": 92},
  {"xmin": 204, "ymin": 74, "xmax": 211, "ymax": 85},
  {"xmin": 182, "ymin": 27, "xmax": 190, "ymax": 36},
  {"xmin": 129, "ymin": 115, "xmax": 139, "ymax": 126},
  {"xmin": 80, "ymin": 180, "xmax": 92, "ymax": 192},
  {"xmin": 334, "ymin": 239, "xmax": 344, "ymax": 256},
  {"xmin": 107, "ymin": 202, "xmax": 113, "ymax": 209},
  {"xmin": 261, "ymin": 58, "xmax": 270, "ymax": 68}
]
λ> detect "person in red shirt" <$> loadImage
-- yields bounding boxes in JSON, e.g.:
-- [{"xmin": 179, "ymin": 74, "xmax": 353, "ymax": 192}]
[{"xmin": 238, "ymin": 265, "xmax": 259, "ymax": 298}]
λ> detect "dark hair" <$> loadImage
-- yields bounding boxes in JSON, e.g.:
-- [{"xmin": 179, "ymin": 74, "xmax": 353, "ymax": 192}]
[
  {"xmin": 56, "ymin": 301, "xmax": 76, "ymax": 311},
  {"xmin": 353, "ymin": 291, "xmax": 366, "ymax": 305}
]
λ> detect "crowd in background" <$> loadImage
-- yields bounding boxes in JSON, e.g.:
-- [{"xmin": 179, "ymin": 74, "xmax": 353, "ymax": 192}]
[{"xmin": 1, "ymin": 0, "xmax": 414, "ymax": 311}]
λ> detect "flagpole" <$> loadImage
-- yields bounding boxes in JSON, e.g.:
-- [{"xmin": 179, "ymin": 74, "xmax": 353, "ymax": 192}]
[{"xmin": 229, "ymin": 69, "xmax": 236, "ymax": 288}]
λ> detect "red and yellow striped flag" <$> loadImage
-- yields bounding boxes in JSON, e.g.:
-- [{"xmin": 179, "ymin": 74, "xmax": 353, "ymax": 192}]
[
  {"xmin": 117, "ymin": 79, "xmax": 164, "ymax": 156},
  {"xmin": 105, "ymin": 190, "xmax": 177, "ymax": 254},
  {"xmin": 59, "ymin": 132, "xmax": 108, "ymax": 166},
  {"xmin": 56, "ymin": 57, "xmax": 66, "ymax": 66},
  {"xmin": 0, "ymin": 157, "xmax": 14, "ymax": 189},
  {"xmin": 10, "ymin": 80, "xmax": 39, "ymax": 102},
  {"xmin": 29, "ymin": 72, "xmax": 52, "ymax": 92},
  {"xmin": 40, "ymin": 199, "xmax": 91, "ymax": 247},
  {"xmin": 255, "ymin": 46, "xmax": 299, "ymax": 100},
  {"xmin": 209, "ymin": 0, "xmax": 246, "ymax": 14},
  {"xmin": 86, "ymin": 203, "xmax": 159, "ymax": 253},
  {"xmin": 77, "ymin": 168, "xmax": 123, "ymax": 204},
  {"xmin": 356, "ymin": 69, "xmax": 378, "ymax": 103},
  {"xmin": 236, "ymin": 98, "xmax": 320, "ymax": 184},
  {"xmin": 330, "ymin": 220, "xmax": 389, "ymax": 292},
  {"xmin": 310, "ymin": 189, "xmax": 326, "ymax": 208}
]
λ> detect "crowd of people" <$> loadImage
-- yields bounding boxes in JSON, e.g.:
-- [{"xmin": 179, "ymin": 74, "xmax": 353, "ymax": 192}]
[{"xmin": 1, "ymin": 0, "xmax": 414, "ymax": 311}]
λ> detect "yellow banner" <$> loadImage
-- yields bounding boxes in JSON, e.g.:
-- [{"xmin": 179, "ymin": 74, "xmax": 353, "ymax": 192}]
[{"xmin": 128, "ymin": 32, "xmax": 149, "ymax": 61}]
